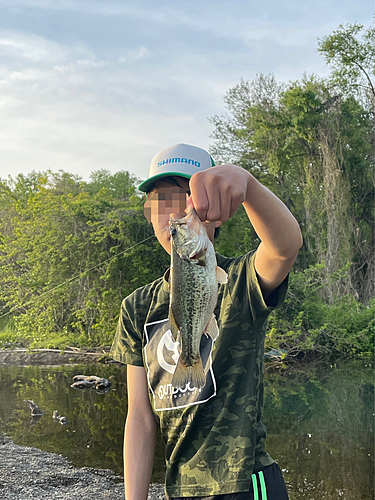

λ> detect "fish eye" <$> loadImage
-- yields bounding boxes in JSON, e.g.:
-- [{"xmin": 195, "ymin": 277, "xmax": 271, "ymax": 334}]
[{"xmin": 171, "ymin": 228, "xmax": 177, "ymax": 237}]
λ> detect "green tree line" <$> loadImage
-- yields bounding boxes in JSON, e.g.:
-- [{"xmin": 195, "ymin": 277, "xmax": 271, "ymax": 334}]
[
  {"xmin": 0, "ymin": 170, "xmax": 169, "ymax": 347},
  {"xmin": 0, "ymin": 23, "xmax": 373, "ymax": 359}
]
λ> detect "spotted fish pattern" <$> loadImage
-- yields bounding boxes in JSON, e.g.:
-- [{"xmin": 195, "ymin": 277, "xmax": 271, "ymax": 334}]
[{"xmin": 110, "ymin": 252, "xmax": 288, "ymax": 496}]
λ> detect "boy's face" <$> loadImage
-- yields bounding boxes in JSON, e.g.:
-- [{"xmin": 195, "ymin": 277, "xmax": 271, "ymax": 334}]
[{"xmin": 144, "ymin": 177, "xmax": 218, "ymax": 255}]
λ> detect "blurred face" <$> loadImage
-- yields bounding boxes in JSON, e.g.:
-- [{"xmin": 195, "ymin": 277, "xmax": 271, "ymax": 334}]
[{"xmin": 144, "ymin": 177, "xmax": 217, "ymax": 255}]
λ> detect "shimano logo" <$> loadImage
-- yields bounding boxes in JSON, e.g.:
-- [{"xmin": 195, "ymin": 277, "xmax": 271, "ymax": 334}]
[{"xmin": 157, "ymin": 157, "xmax": 201, "ymax": 167}]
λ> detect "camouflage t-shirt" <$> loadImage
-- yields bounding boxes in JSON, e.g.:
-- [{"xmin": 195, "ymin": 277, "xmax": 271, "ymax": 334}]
[{"xmin": 110, "ymin": 252, "xmax": 288, "ymax": 497}]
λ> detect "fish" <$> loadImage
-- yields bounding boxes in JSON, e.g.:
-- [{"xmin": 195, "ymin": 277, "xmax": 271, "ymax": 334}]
[{"xmin": 169, "ymin": 208, "xmax": 228, "ymax": 389}]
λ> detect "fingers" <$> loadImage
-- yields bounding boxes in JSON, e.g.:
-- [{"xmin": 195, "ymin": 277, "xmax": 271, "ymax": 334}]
[
  {"xmin": 185, "ymin": 196, "xmax": 194, "ymax": 214},
  {"xmin": 190, "ymin": 174, "xmax": 209, "ymax": 221},
  {"xmin": 190, "ymin": 167, "xmax": 245, "ymax": 222}
]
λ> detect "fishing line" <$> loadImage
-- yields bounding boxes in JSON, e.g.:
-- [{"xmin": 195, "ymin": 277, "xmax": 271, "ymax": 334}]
[{"xmin": 0, "ymin": 226, "xmax": 168, "ymax": 321}]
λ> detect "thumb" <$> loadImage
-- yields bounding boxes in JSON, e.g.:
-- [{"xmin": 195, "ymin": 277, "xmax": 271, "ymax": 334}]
[{"xmin": 185, "ymin": 195, "xmax": 194, "ymax": 214}]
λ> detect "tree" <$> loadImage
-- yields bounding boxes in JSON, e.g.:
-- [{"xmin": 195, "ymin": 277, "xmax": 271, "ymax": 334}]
[
  {"xmin": 0, "ymin": 170, "xmax": 169, "ymax": 346},
  {"xmin": 318, "ymin": 23, "xmax": 375, "ymax": 112},
  {"xmin": 209, "ymin": 73, "xmax": 374, "ymax": 303}
]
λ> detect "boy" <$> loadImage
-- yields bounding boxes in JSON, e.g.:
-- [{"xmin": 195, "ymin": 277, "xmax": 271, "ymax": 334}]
[{"xmin": 110, "ymin": 143, "xmax": 303, "ymax": 499}]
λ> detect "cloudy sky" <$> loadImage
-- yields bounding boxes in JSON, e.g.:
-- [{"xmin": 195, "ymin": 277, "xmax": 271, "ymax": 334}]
[{"xmin": 0, "ymin": 0, "xmax": 371, "ymax": 182}]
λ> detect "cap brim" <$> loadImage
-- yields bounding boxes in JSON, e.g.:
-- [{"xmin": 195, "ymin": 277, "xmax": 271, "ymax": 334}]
[{"xmin": 138, "ymin": 172, "xmax": 192, "ymax": 192}]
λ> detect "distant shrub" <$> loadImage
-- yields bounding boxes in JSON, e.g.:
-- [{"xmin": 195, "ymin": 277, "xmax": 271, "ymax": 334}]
[{"xmin": 267, "ymin": 263, "xmax": 374, "ymax": 360}]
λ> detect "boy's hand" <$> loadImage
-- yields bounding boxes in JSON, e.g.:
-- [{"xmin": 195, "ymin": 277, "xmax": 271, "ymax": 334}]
[
  {"xmin": 190, "ymin": 163, "xmax": 302, "ymax": 301},
  {"xmin": 189, "ymin": 164, "xmax": 251, "ymax": 222}
]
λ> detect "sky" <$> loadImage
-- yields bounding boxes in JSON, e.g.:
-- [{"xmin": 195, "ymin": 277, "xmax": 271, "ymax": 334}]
[{"xmin": 0, "ymin": 0, "xmax": 372, "ymax": 183}]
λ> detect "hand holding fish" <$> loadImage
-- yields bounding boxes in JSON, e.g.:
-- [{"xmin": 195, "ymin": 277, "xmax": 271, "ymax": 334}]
[
  {"xmin": 189, "ymin": 164, "xmax": 251, "ymax": 223},
  {"xmin": 189, "ymin": 163, "xmax": 303, "ymax": 301}
]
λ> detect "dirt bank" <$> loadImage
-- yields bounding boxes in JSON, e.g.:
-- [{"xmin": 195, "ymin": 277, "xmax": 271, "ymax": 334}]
[{"xmin": 0, "ymin": 437, "xmax": 165, "ymax": 500}]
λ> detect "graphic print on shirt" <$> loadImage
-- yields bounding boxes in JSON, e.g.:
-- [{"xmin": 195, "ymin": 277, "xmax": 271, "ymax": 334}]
[{"xmin": 143, "ymin": 318, "xmax": 217, "ymax": 411}]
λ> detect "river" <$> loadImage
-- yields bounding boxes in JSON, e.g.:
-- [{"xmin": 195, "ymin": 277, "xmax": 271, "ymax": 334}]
[{"xmin": 0, "ymin": 360, "xmax": 373, "ymax": 500}]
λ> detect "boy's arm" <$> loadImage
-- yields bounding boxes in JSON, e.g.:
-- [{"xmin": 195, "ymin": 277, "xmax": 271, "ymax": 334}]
[
  {"xmin": 242, "ymin": 173, "xmax": 302, "ymax": 301},
  {"xmin": 190, "ymin": 164, "xmax": 303, "ymax": 300},
  {"xmin": 124, "ymin": 365, "xmax": 157, "ymax": 500}
]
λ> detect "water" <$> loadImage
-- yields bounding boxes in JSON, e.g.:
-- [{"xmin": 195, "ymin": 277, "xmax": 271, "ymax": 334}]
[{"xmin": 0, "ymin": 361, "xmax": 373, "ymax": 499}]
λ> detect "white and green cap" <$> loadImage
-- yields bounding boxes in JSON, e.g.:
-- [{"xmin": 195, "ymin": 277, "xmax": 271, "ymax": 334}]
[{"xmin": 138, "ymin": 143, "xmax": 215, "ymax": 192}]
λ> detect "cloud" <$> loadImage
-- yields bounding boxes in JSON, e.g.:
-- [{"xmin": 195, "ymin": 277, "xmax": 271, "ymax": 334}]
[
  {"xmin": 0, "ymin": 23, "xmax": 333, "ymax": 182},
  {"xmin": 0, "ymin": 94, "xmax": 212, "ymax": 181},
  {"xmin": 0, "ymin": 1, "xmax": 370, "ymax": 182},
  {"xmin": 53, "ymin": 59, "xmax": 108, "ymax": 73},
  {"xmin": 1, "ymin": 0, "xmax": 168, "ymax": 23},
  {"xmin": 0, "ymin": 30, "xmax": 218, "ymax": 181},
  {"xmin": 118, "ymin": 47, "xmax": 150, "ymax": 64},
  {"xmin": 0, "ymin": 31, "xmax": 90, "ymax": 64}
]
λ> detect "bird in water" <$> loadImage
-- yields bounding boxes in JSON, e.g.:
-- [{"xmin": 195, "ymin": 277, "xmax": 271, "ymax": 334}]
[
  {"xmin": 53, "ymin": 410, "xmax": 68, "ymax": 426},
  {"xmin": 25, "ymin": 400, "xmax": 44, "ymax": 416}
]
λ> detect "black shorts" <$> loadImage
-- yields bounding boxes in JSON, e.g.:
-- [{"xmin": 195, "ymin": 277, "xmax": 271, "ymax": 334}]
[{"xmin": 169, "ymin": 462, "xmax": 289, "ymax": 500}]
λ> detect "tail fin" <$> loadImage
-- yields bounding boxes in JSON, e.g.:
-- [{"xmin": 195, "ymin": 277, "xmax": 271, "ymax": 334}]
[{"xmin": 172, "ymin": 357, "xmax": 206, "ymax": 389}]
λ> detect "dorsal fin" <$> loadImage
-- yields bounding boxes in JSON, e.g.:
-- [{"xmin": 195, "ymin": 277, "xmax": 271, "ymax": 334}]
[{"xmin": 216, "ymin": 266, "xmax": 228, "ymax": 284}]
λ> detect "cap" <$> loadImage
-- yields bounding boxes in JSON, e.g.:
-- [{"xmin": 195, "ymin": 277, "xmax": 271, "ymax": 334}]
[{"xmin": 138, "ymin": 143, "xmax": 215, "ymax": 192}]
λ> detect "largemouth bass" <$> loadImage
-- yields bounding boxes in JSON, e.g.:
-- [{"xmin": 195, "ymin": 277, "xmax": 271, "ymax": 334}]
[{"xmin": 169, "ymin": 209, "xmax": 227, "ymax": 389}]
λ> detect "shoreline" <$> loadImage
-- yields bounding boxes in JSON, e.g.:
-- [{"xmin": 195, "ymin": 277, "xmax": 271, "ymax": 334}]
[
  {"xmin": 0, "ymin": 348, "xmax": 116, "ymax": 367},
  {"xmin": 0, "ymin": 356, "xmax": 165, "ymax": 499},
  {"xmin": 0, "ymin": 437, "xmax": 165, "ymax": 500}
]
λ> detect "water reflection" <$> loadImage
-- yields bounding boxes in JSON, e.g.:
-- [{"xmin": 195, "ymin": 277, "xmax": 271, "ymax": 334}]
[
  {"xmin": 263, "ymin": 362, "xmax": 374, "ymax": 500},
  {"xmin": 0, "ymin": 364, "xmax": 166, "ymax": 482},
  {"xmin": 0, "ymin": 361, "xmax": 373, "ymax": 498}
]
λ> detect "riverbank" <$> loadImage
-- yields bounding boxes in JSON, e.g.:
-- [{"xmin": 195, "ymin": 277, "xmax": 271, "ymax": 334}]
[
  {"xmin": 1, "ymin": 354, "xmax": 372, "ymax": 499},
  {"xmin": 0, "ymin": 348, "xmax": 115, "ymax": 366},
  {"xmin": 0, "ymin": 437, "xmax": 165, "ymax": 500}
]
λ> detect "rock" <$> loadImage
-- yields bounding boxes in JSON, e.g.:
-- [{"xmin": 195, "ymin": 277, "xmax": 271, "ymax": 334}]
[
  {"xmin": 71, "ymin": 375, "xmax": 112, "ymax": 393},
  {"xmin": 0, "ymin": 438, "xmax": 166, "ymax": 499},
  {"xmin": 70, "ymin": 380, "xmax": 96, "ymax": 389}
]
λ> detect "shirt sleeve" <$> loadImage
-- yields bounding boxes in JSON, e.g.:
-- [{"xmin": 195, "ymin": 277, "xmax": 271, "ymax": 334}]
[
  {"xmin": 109, "ymin": 293, "xmax": 144, "ymax": 367},
  {"xmin": 246, "ymin": 252, "xmax": 289, "ymax": 321}
]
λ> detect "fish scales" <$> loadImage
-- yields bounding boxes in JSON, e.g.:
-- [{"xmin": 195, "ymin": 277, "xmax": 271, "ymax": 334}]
[
  {"xmin": 169, "ymin": 209, "xmax": 227, "ymax": 389},
  {"xmin": 171, "ymin": 244, "xmax": 216, "ymax": 359}
]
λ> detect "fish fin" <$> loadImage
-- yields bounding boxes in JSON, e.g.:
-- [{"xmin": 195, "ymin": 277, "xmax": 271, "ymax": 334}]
[
  {"xmin": 216, "ymin": 266, "xmax": 228, "ymax": 284},
  {"xmin": 169, "ymin": 308, "xmax": 179, "ymax": 342},
  {"xmin": 172, "ymin": 357, "xmax": 206, "ymax": 389},
  {"xmin": 193, "ymin": 249, "xmax": 206, "ymax": 266},
  {"xmin": 205, "ymin": 314, "xmax": 219, "ymax": 341}
]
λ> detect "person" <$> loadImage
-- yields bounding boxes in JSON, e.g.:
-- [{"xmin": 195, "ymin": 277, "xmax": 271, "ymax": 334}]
[{"xmin": 110, "ymin": 143, "xmax": 303, "ymax": 500}]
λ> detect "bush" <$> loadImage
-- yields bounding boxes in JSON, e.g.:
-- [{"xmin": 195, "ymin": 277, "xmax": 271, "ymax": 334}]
[{"xmin": 267, "ymin": 263, "xmax": 374, "ymax": 360}]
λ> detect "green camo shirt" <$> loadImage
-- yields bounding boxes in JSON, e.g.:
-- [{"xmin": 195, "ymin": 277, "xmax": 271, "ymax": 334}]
[{"xmin": 110, "ymin": 252, "xmax": 288, "ymax": 496}]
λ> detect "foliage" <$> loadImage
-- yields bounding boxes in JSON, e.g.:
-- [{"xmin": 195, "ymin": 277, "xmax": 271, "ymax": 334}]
[
  {"xmin": 0, "ymin": 23, "xmax": 373, "ymax": 360},
  {"xmin": 267, "ymin": 264, "xmax": 375, "ymax": 360},
  {"xmin": 317, "ymin": 23, "xmax": 375, "ymax": 111},
  {"xmin": 209, "ymin": 31, "xmax": 374, "ymax": 303},
  {"xmin": 0, "ymin": 170, "xmax": 169, "ymax": 348},
  {"xmin": 214, "ymin": 204, "xmax": 259, "ymax": 257}
]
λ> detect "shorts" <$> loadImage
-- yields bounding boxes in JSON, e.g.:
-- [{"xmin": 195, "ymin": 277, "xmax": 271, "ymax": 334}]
[{"xmin": 168, "ymin": 462, "xmax": 289, "ymax": 500}]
